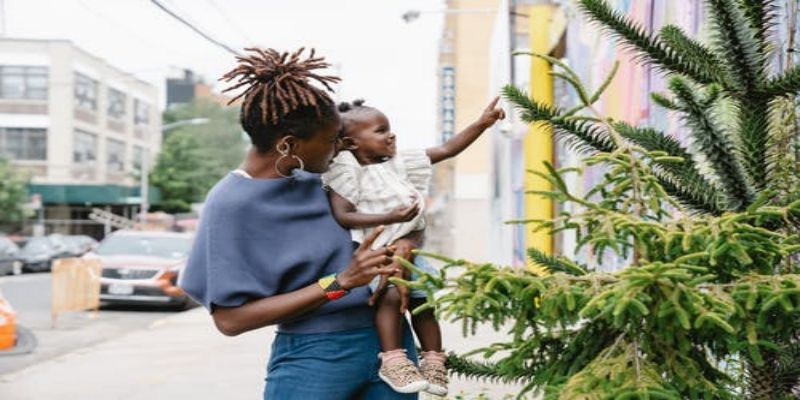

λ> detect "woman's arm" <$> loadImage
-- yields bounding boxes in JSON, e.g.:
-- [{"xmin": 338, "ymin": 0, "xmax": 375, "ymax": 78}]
[
  {"xmin": 426, "ymin": 96, "xmax": 505, "ymax": 164},
  {"xmin": 211, "ymin": 227, "xmax": 398, "ymax": 336},
  {"xmin": 329, "ymin": 191, "xmax": 420, "ymax": 229}
]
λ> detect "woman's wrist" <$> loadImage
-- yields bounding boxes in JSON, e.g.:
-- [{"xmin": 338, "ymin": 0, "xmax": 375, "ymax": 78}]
[
  {"xmin": 332, "ymin": 272, "xmax": 354, "ymax": 291},
  {"xmin": 318, "ymin": 273, "xmax": 350, "ymax": 300}
]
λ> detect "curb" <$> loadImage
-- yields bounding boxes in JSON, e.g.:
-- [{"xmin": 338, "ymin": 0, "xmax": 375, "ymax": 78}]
[{"xmin": 0, "ymin": 325, "xmax": 38, "ymax": 356}]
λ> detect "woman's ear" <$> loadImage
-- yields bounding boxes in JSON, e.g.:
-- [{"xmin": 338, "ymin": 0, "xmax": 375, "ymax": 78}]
[{"xmin": 277, "ymin": 136, "xmax": 296, "ymax": 153}]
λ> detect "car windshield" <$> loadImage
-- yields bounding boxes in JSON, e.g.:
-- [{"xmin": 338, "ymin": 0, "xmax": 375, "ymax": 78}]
[
  {"xmin": 0, "ymin": 238, "xmax": 17, "ymax": 254},
  {"xmin": 23, "ymin": 237, "xmax": 53, "ymax": 252},
  {"xmin": 95, "ymin": 235, "xmax": 192, "ymax": 259}
]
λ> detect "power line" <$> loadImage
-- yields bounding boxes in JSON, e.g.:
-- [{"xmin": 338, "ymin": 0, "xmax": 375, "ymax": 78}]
[
  {"xmin": 205, "ymin": 0, "xmax": 254, "ymax": 45},
  {"xmin": 76, "ymin": 0, "xmax": 195, "ymax": 60},
  {"xmin": 149, "ymin": 0, "xmax": 241, "ymax": 57}
]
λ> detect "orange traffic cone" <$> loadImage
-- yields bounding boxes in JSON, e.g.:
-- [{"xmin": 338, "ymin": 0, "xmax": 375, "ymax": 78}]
[{"xmin": 0, "ymin": 296, "xmax": 17, "ymax": 350}]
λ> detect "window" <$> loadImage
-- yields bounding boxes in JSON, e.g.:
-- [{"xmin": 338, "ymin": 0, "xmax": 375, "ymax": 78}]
[
  {"xmin": 0, "ymin": 127, "xmax": 47, "ymax": 160},
  {"xmin": 134, "ymin": 99, "xmax": 150, "ymax": 126},
  {"xmin": 107, "ymin": 88, "xmax": 127, "ymax": 120},
  {"xmin": 106, "ymin": 138, "xmax": 126, "ymax": 172},
  {"xmin": 73, "ymin": 130, "xmax": 97, "ymax": 166},
  {"xmin": 74, "ymin": 73, "xmax": 98, "ymax": 111},
  {"xmin": 132, "ymin": 145, "xmax": 144, "ymax": 171},
  {"xmin": 0, "ymin": 66, "xmax": 48, "ymax": 100}
]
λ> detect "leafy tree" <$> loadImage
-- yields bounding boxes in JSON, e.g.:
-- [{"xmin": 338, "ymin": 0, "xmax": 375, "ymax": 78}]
[
  {"xmin": 403, "ymin": 0, "xmax": 800, "ymax": 398},
  {"xmin": 151, "ymin": 99, "xmax": 246, "ymax": 213},
  {"xmin": 0, "ymin": 157, "xmax": 30, "ymax": 232}
]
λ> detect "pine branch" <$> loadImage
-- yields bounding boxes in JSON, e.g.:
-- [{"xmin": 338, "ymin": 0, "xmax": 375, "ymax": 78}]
[
  {"xmin": 738, "ymin": 101, "xmax": 772, "ymax": 192},
  {"xmin": 659, "ymin": 25, "xmax": 725, "ymax": 80},
  {"xmin": 774, "ymin": 340, "xmax": 800, "ymax": 395},
  {"xmin": 577, "ymin": 0, "xmax": 718, "ymax": 84},
  {"xmin": 668, "ymin": 77, "xmax": 755, "ymax": 209},
  {"xmin": 503, "ymin": 85, "xmax": 617, "ymax": 154},
  {"xmin": 738, "ymin": 0, "xmax": 777, "ymax": 58},
  {"xmin": 528, "ymin": 248, "xmax": 588, "ymax": 276},
  {"xmin": 613, "ymin": 121, "xmax": 728, "ymax": 214},
  {"xmin": 706, "ymin": 0, "xmax": 769, "ymax": 92},
  {"xmin": 445, "ymin": 352, "xmax": 532, "ymax": 384},
  {"xmin": 763, "ymin": 65, "xmax": 800, "ymax": 96}
]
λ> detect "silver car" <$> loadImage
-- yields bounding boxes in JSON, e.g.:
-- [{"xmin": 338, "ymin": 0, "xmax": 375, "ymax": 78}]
[{"xmin": 0, "ymin": 238, "xmax": 20, "ymax": 276}]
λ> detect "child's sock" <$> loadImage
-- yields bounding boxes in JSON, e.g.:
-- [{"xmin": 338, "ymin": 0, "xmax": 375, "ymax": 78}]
[
  {"xmin": 420, "ymin": 351, "xmax": 449, "ymax": 396},
  {"xmin": 380, "ymin": 348, "xmax": 410, "ymax": 365},
  {"xmin": 420, "ymin": 350, "xmax": 447, "ymax": 365}
]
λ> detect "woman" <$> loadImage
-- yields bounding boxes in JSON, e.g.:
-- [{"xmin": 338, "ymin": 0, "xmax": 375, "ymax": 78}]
[{"xmin": 179, "ymin": 48, "xmax": 421, "ymax": 399}]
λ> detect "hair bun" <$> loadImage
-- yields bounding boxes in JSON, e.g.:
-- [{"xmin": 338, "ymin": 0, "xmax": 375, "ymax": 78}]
[
  {"xmin": 338, "ymin": 102, "xmax": 352, "ymax": 112},
  {"xmin": 219, "ymin": 47, "xmax": 341, "ymax": 125}
]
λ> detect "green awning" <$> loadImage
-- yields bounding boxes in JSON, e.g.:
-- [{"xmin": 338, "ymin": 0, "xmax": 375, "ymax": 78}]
[{"xmin": 28, "ymin": 184, "xmax": 161, "ymax": 205}]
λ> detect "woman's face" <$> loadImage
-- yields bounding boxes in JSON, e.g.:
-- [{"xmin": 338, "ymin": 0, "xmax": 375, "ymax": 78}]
[{"xmin": 293, "ymin": 116, "xmax": 343, "ymax": 173}]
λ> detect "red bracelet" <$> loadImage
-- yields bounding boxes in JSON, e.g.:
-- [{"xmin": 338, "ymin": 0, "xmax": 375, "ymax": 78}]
[{"xmin": 317, "ymin": 274, "xmax": 349, "ymax": 300}]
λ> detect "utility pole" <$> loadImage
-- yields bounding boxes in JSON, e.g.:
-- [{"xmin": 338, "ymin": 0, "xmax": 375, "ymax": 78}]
[{"xmin": 0, "ymin": 0, "xmax": 7, "ymax": 37}]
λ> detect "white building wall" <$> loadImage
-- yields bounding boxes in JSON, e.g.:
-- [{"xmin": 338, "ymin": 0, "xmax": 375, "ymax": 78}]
[{"xmin": 0, "ymin": 38, "xmax": 161, "ymax": 187}]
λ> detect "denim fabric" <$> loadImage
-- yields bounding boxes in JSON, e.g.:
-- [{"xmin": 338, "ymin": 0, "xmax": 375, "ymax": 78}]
[{"xmin": 264, "ymin": 324, "xmax": 418, "ymax": 399}]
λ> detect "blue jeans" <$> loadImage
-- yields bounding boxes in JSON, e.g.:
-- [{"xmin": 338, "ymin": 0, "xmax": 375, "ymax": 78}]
[{"xmin": 264, "ymin": 323, "xmax": 418, "ymax": 399}]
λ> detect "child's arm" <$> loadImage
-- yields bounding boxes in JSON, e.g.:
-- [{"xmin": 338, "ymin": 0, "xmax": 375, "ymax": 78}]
[
  {"xmin": 329, "ymin": 191, "xmax": 420, "ymax": 229},
  {"xmin": 426, "ymin": 96, "xmax": 505, "ymax": 164}
]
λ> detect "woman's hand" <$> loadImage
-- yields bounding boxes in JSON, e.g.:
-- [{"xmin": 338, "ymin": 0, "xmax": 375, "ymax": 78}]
[
  {"xmin": 336, "ymin": 226, "xmax": 399, "ymax": 290},
  {"xmin": 368, "ymin": 239, "xmax": 416, "ymax": 313}
]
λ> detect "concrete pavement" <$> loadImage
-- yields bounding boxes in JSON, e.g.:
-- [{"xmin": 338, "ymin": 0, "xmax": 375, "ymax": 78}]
[{"xmin": 0, "ymin": 307, "xmax": 523, "ymax": 399}]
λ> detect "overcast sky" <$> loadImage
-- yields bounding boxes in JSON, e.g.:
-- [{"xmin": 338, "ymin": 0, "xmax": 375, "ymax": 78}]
[{"xmin": 3, "ymin": 0, "xmax": 446, "ymax": 149}]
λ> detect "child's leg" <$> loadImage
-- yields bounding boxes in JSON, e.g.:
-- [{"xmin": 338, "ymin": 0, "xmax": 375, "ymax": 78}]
[
  {"xmin": 375, "ymin": 287, "xmax": 404, "ymax": 351},
  {"xmin": 374, "ymin": 287, "xmax": 428, "ymax": 393},
  {"xmin": 409, "ymin": 297, "xmax": 442, "ymax": 352},
  {"xmin": 408, "ymin": 291, "xmax": 448, "ymax": 396}
]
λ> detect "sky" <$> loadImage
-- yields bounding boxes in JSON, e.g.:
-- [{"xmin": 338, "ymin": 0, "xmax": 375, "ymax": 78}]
[{"xmin": 2, "ymin": 0, "xmax": 446, "ymax": 149}]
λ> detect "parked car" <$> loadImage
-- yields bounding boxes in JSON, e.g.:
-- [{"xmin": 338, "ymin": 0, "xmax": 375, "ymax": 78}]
[
  {"xmin": 0, "ymin": 237, "xmax": 21, "ymax": 276},
  {"xmin": 18, "ymin": 236, "xmax": 71, "ymax": 272},
  {"xmin": 49, "ymin": 234, "xmax": 97, "ymax": 257},
  {"xmin": 86, "ymin": 230, "xmax": 194, "ymax": 308},
  {"xmin": 64, "ymin": 235, "xmax": 98, "ymax": 255}
]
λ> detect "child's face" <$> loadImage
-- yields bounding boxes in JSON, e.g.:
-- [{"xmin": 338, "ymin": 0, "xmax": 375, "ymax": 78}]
[{"xmin": 347, "ymin": 111, "xmax": 397, "ymax": 162}]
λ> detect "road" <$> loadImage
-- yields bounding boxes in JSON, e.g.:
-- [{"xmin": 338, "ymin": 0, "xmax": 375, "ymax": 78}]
[{"xmin": 0, "ymin": 273, "xmax": 188, "ymax": 375}]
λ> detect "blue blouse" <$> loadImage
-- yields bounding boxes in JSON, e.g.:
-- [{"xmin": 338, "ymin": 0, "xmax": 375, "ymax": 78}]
[{"xmin": 179, "ymin": 170, "xmax": 374, "ymax": 334}]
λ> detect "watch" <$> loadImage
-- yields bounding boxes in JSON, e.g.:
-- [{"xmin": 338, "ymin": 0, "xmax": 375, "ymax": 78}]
[{"xmin": 318, "ymin": 274, "xmax": 349, "ymax": 300}]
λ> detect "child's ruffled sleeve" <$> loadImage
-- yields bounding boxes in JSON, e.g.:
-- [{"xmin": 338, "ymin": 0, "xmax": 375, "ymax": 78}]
[
  {"xmin": 399, "ymin": 149, "xmax": 433, "ymax": 195},
  {"xmin": 321, "ymin": 152, "xmax": 361, "ymax": 205}
]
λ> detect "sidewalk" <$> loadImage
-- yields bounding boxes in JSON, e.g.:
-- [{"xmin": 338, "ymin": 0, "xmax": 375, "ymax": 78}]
[{"xmin": 0, "ymin": 308, "xmax": 522, "ymax": 400}]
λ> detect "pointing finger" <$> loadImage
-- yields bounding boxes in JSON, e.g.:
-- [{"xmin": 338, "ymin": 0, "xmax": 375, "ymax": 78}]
[{"xmin": 486, "ymin": 96, "xmax": 500, "ymax": 110}]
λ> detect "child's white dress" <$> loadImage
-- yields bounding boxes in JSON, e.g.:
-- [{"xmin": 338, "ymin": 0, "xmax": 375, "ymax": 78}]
[
  {"xmin": 322, "ymin": 149, "xmax": 432, "ymax": 250},
  {"xmin": 321, "ymin": 149, "xmax": 438, "ymax": 298}
]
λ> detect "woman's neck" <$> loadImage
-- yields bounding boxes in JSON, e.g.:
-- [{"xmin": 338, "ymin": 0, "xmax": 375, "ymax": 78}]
[{"xmin": 240, "ymin": 146, "xmax": 285, "ymax": 179}]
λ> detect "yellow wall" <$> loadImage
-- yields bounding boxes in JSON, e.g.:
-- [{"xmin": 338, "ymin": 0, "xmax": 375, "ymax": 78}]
[
  {"xmin": 452, "ymin": 0, "xmax": 500, "ymax": 181},
  {"xmin": 524, "ymin": 4, "xmax": 556, "ymax": 254}
]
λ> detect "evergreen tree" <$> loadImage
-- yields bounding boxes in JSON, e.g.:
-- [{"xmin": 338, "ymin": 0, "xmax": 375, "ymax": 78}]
[{"xmin": 405, "ymin": 1, "xmax": 800, "ymax": 398}]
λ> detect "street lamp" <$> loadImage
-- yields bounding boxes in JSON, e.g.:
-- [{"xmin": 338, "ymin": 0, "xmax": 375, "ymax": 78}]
[
  {"xmin": 139, "ymin": 117, "xmax": 210, "ymax": 223},
  {"xmin": 161, "ymin": 118, "xmax": 209, "ymax": 131},
  {"xmin": 401, "ymin": 8, "xmax": 498, "ymax": 23}
]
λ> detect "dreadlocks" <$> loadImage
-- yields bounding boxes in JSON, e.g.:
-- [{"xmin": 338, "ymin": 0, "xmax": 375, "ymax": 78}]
[{"xmin": 220, "ymin": 47, "xmax": 340, "ymax": 152}]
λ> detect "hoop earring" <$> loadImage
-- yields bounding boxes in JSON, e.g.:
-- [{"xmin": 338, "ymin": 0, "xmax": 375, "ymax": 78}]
[{"xmin": 275, "ymin": 142, "xmax": 306, "ymax": 178}]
